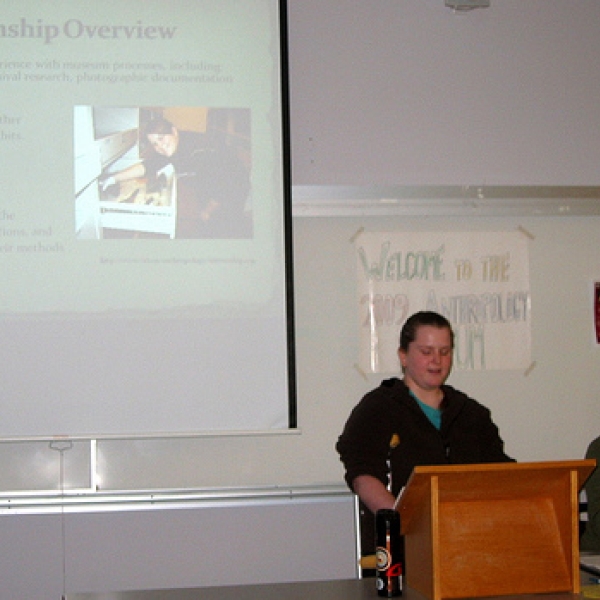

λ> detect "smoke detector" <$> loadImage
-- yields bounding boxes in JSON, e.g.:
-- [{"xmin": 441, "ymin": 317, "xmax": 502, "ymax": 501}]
[{"xmin": 445, "ymin": 0, "xmax": 490, "ymax": 10}]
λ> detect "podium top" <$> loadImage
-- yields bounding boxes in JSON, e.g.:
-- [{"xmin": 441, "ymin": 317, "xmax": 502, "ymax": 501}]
[{"xmin": 398, "ymin": 459, "xmax": 596, "ymax": 522}]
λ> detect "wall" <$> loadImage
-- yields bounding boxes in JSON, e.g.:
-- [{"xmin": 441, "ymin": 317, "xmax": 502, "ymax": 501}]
[
  {"xmin": 0, "ymin": 489, "xmax": 357, "ymax": 599},
  {"xmin": 290, "ymin": 213, "xmax": 600, "ymax": 466},
  {"xmin": 288, "ymin": 0, "xmax": 600, "ymax": 187}
]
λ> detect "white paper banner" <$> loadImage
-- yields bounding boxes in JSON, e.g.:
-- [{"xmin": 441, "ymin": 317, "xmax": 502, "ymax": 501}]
[{"xmin": 356, "ymin": 231, "xmax": 531, "ymax": 372}]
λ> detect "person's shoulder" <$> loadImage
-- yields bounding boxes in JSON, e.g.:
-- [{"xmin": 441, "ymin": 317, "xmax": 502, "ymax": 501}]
[
  {"xmin": 441, "ymin": 384, "xmax": 468, "ymax": 401},
  {"xmin": 378, "ymin": 377, "xmax": 407, "ymax": 396},
  {"xmin": 359, "ymin": 378, "xmax": 406, "ymax": 404},
  {"xmin": 442, "ymin": 385, "xmax": 490, "ymax": 412},
  {"xmin": 586, "ymin": 435, "xmax": 600, "ymax": 458},
  {"xmin": 347, "ymin": 378, "xmax": 409, "ymax": 425}
]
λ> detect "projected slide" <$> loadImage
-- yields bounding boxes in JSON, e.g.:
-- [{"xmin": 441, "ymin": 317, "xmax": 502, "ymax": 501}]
[
  {"xmin": 76, "ymin": 105, "xmax": 252, "ymax": 241},
  {"xmin": 0, "ymin": 1, "xmax": 293, "ymax": 438}
]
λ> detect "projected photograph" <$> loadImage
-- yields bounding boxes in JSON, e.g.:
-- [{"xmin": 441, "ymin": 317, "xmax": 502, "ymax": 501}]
[{"xmin": 74, "ymin": 106, "xmax": 252, "ymax": 240}]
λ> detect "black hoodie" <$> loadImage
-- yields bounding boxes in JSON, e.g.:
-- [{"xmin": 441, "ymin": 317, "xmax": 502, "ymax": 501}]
[{"xmin": 336, "ymin": 377, "xmax": 514, "ymax": 498}]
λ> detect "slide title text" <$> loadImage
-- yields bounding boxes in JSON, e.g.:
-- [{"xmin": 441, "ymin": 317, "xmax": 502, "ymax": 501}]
[{"xmin": 0, "ymin": 18, "xmax": 178, "ymax": 44}]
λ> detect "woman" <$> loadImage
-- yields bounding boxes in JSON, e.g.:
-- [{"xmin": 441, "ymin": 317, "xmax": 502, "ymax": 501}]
[
  {"xmin": 336, "ymin": 311, "xmax": 513, "ymax": 554},
  {"xmin": 100, "ymin": 116, "xmax": 251, "ymax": 238}
]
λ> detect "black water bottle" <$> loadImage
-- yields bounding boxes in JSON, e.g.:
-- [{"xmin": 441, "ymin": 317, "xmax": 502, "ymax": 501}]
[{"xmin": 375, "ymin": 509, "xmax": 403, "ymax": 597}]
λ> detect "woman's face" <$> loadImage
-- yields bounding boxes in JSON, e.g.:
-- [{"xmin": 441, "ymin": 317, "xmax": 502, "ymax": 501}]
[
  {"xmin": 147, "ymin": 128, "xmax": 179, "ymax": 157},
  {"xmin": 398, "ymin": 325, "xmax": 453, "ymax": 392}
]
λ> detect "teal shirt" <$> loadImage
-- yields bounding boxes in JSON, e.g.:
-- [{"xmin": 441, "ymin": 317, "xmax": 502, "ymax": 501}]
[{"xmin": 410, "ymin": 390, "xmax": 442, "ymax": 430}]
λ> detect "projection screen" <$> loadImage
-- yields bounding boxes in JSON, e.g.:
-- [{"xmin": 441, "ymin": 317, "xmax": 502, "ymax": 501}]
[{"xmin": 0, "ymin": 1, "xmax": 295, "ymax": 438}]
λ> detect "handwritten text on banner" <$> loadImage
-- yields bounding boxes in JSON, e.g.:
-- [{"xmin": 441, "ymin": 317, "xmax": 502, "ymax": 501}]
[{"xmin": 356, "ymin": 231, "xmax": 531, "ymax": 372}]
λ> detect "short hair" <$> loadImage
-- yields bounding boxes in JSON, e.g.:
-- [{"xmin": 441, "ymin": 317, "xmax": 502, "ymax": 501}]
[
  {"xmin": 142, "ymin": 117, "xmax": 175, "ymax": 137},
  {"xmin": 399, "ymin": 311, "xmax": 454, "ymax": 351}
]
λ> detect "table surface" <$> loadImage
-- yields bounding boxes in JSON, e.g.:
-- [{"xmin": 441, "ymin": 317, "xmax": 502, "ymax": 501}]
[
  {"xmin": 65, "ymin": 577, "xmax": 590, "ymax": 600},
  {"xmin": 66, "ymin": 579, "xmax": 374, "ymax": 600}
]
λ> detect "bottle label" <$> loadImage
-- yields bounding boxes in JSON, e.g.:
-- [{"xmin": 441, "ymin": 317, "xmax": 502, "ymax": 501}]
[{"xmin": 376, "ymin": 546, "xmax": 391, "ymax": 571}]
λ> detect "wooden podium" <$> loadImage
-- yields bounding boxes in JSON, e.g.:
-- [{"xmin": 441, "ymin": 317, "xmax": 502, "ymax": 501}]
[{"xmin": 397, "ymin": 460, "xmax": 595, "ymax": 600}]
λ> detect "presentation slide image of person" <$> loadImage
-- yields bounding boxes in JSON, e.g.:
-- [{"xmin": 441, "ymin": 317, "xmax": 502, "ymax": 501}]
[{"xmin": 75, "ymin": 106, "xmax": 252, "ymax": 240}]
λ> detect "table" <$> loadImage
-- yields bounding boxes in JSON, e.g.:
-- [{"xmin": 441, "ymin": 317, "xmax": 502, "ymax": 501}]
[
  {"xmin": 66, "ymin": 577, "xmax": 590, "ymax": 600},
  {"xmin": 67, "ymin": 579, "xmax": 374, "ymax": 600}
]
